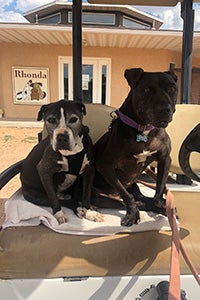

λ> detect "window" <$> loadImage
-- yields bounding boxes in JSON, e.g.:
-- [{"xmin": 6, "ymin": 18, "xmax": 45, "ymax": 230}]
[
  {"xmin": 59, "ymin": 57, "xmax": 111, "ymax": 105},
  {"xmin": 68, "ymin": 12, "xmax": 115, "ymax": 25},
  {"xmin": 123, "ymin": 16, "xmax": 150, "ymax": 29},
  {"xmin": 38, "ymin": 13, "xmax": 61, "ymax": 24}
]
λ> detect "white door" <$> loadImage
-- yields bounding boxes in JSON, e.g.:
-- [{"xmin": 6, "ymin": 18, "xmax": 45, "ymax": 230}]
[{"xmin": 58, "ymin": 57, "xmax": 111, "ymax": 104}]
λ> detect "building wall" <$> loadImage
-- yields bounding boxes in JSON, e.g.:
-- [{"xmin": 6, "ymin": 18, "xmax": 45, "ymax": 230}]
[
  {"xmin": 1, "ymin": 42, "xmax": 199, "ymax": 119},
  {"xmin": 0, "ymin": 43, "xmax": 71, "ymax": 119},
  {"xmin": 83, "ymin": 46, "xmax": 181, "ymax": 108}
]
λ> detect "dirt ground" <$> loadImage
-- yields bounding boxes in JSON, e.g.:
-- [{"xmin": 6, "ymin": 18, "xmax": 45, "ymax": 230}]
[{"xmin": 0, "ymin": 127, "xmax": 40, "ymax": 199}]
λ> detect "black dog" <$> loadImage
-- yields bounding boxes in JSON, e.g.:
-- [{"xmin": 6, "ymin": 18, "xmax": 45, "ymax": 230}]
[
  {"xmin": 94, "ymin": 68, "xmax": 178, "ymax": 226},
  {"xmin": 20, "ymin": 100, "xmax": 103, "ymax": 224}
]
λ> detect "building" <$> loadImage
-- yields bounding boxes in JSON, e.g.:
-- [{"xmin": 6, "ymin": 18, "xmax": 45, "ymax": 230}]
[{"xmin": 0, "ymin": 1, "xmax": 200, "ymax": 120}]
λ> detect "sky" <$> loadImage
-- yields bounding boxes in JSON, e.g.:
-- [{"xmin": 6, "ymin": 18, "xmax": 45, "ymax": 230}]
[{"xmin": 0, "ymin": 0, "xmax": 200, "ymax": 31}]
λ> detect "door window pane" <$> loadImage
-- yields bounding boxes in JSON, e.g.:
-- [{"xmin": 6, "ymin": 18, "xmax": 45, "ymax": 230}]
[
  {"xmin": 64, "ymin": 64, "xmax": 68, "ymax": 99},
  {"xmin": 82, "ymin": 64, "xmax": 93, "ymax": 104},
  {"xmin": 102, "ymin": 65, "xmax": 107, "ymax": 104}
]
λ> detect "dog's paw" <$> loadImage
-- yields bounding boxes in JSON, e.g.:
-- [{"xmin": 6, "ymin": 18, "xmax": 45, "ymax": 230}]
[
  {"xmin": 54, "ymin": 210, "xmax": 67, "ymax": 224},
  {"xmin": 121, "ymin": 210, "xmax": 140, "ymax": 227},
  {"xmin": 77, "ymin": 207, "xmax": 104, "ymax": 222}
]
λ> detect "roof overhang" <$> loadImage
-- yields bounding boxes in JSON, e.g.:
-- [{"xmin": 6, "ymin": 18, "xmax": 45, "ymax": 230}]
[{"xmin": 0, "ymin": 23, "xmax": 200, "ymax": 58}]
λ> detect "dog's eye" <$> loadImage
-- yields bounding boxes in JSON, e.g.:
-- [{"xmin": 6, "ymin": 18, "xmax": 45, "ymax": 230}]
[
  {"xmin": 167, "ymin": 86, "xmax": 176, "ymax": 94},
  {"xmin": 69, "ymin": 116, "xmax": 78, "ymax": 123},
  {"xmin": 47, "ymin": 117, "xmax": 57, "ymax": 124}
]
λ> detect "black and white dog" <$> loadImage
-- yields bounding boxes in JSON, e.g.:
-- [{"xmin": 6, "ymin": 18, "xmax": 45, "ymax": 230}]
[{"xmin": 20, "ymin": 100, "xmax": 103, "ymax": 224}]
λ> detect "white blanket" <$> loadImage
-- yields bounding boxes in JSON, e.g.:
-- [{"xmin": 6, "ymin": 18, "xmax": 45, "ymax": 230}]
[{"xmin": 2, "ymin": 189, "xmax": 172, "ymax": 236}]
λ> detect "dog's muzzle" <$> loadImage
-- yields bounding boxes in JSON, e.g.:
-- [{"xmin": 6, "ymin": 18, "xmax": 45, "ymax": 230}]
[
  {"xmin": 154, "ymin": 104, "xmax": 174, "ymax": 128},
  {"xmin": 57, "ymin": 132, "xmax": 70, "ymax": 149},
  {"xmin": 52, "ymin": 128, "xmax": 75, "ymax": 152},
  {"xmin": 141, "ymin": 102, "xmax": 174, "ymax": 129}
]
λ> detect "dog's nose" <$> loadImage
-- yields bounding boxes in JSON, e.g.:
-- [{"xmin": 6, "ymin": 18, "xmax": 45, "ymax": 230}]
[{"xmin": 57, "ymin": 133, "xmax": 69, "ymax": 147}]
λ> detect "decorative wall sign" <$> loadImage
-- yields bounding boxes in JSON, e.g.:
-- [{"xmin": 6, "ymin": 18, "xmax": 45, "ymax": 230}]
[{"xmin": 12, "ymin": 67, "xmax": 49, "ymax": 105}]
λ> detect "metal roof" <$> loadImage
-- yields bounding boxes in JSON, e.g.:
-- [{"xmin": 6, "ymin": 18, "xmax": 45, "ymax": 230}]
[{"xmin": 0, "ymin": 23, "xmax": 200, "ymax": 58}]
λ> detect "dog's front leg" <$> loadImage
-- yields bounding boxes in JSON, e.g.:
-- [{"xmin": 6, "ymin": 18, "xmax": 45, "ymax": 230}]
[
  {"xmin": 96, "ymin": 161, "xmax": 140, "ymax": 226},
  {"xmin": 119, "ymin": 184, "xmax": 140, "ymax": 226},
  {"xmin": 76, "ymin": 164, "xmax": 104, "ymax": 222},
  {"xmin": 37, "ymin": 161, "xmax": 67, "ymax": 224},
  {"xmin": 154, "ymin": 155, "xmax": 171, "ymax": 208},
  {"xmin": 82, "ymin": 164, "xmax": 95, "ymax": 209}
]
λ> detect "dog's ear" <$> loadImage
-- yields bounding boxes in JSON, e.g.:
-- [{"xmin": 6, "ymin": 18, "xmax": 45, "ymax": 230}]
[
  {"xmin": 165, "ymin": 70, "xmax": 178, "ymax": 82},
  {"xmin": 37, "ymin": 104, "xmax": 49, "ymax": 121},
  {"xmin": 124, "ymin": 68, "xmax": 144, "ymax": 87},
  {"xmin": 76, "ymin": 102, "xmax": 86, "ymax": 116}
]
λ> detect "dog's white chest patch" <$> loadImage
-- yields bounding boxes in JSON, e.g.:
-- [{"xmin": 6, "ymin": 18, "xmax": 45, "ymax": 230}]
[
  {"xmin": 134, "ymin": 150, "xmax": 157, "ymax": 164},
  {"xmin": 80, "ymin": 154, "xmax": 90, "ymax": 174},
  {"xmin": 58, "ymin": 174, "xmax": 77, "ymax": 192},
  {"xmin": 57, "ymin": 156, "xmax": 69, "ymax": 172},
  {"xmin": 57, "ymin": 157, "xmax": 77, "ymax": 192}
]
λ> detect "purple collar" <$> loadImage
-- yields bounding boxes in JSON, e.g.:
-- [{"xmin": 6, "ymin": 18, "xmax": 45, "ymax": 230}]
[{"xmin": 116, "ymin": 110, "xmax": 155, "ymax": 132}]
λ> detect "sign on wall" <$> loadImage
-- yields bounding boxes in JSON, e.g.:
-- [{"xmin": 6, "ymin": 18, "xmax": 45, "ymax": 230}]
[{"xmin": 12, "ymin": 66, "xmax": 49, "ymax": 105}]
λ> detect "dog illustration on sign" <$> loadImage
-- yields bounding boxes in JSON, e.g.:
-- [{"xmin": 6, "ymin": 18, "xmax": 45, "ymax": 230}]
[{"xmin": 16, "ymin": 80, "xmax": 46, "ymax": 101}]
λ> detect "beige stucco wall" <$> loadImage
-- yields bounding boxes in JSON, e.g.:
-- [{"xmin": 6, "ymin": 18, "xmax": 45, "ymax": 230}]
[
  {"xmin": 0, "ymin": 43, "xmax": 71, "ymax": 119},
  {"xmin": 0, "ymin": 42, "xmax": 199, "ymax": 119},
  {"xmin": 83, "ymin": 46, "xmax": 181, "ymax": 108}
]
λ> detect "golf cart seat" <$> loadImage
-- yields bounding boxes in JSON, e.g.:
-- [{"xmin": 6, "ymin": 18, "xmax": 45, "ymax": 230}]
[
  {"xmin": 0, "ymin": 103, "xmax": 199, "ymax": 286},
  {"xmin": 166, "ymin": 104, "xmax": 200, "ymax": 184}
]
